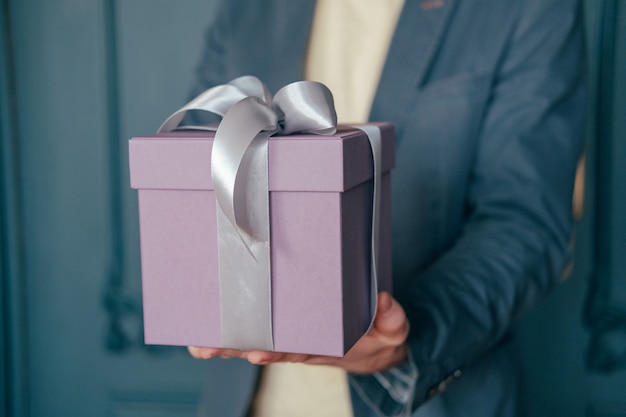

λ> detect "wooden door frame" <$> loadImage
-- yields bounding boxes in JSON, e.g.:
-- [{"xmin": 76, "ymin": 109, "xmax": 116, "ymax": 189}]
[{"xmin": 1, "ymin": 0, "xmax": 29, "ymax": 415}]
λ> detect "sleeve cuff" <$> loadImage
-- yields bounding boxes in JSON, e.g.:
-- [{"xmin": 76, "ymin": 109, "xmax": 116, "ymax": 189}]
[{"xmin": 348, "ymin": 349, "xmax": 418, "ymax": 417}]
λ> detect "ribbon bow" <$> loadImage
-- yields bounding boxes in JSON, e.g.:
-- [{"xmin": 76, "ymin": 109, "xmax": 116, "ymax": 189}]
[
  {"xmin": 159, "ymin": 76, "xmax": 379, "ymax": 352},
  {"xmin": 159, "ymin": 76, "xmax": 337, "ymax": 244}
]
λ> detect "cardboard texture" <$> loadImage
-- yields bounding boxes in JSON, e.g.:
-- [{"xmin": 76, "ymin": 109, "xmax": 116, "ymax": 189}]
[{"xmin": 129, "ymin": 124, "xmax": 395, "ymax": 356}]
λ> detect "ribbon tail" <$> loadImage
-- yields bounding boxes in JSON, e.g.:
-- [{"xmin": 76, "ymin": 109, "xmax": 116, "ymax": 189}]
[
  {"xmin": 216, "ymin": 206, "xmax": 273, "ymax": 351},
  {"xmin": 352, "ymin": 125, "xmax": 383, "ymax": 334},
  {"xmin": 215, "ymin": 131, "xmax": 274, "ymax": 351},
  {"xmin": 212, "ymin": 99, "xmax": 276, "ymax": 351}
]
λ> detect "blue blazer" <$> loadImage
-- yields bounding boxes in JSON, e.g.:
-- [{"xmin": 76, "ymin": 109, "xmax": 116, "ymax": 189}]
[{"xmin": 189, "ymin": 0, "xmax": 586, "ymax": 415}]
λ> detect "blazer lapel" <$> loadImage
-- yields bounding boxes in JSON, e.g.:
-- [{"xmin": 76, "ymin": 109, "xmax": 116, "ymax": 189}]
[
  {"xmin": 263, "ymin": 0, "xmax": 457, "ymax": 126},
  {"xmin": 370, "ymin": 0, "xmax": 458, "ymax": 134}
]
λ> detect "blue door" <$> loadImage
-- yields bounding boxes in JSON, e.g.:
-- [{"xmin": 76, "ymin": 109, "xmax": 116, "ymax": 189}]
[{"xmin": 1, "ymin": 1, "xmax": 247, "ymax": 416}]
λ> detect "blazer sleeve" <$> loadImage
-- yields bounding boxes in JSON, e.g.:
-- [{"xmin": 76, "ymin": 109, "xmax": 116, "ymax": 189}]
[{"xmin": 350, "ymin": 1, "xmax": 587, "ymax": 415}]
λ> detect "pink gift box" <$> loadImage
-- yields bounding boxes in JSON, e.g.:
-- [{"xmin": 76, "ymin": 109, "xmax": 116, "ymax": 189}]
[{"xmin": 129, "ymin": 124, "xmax": 395, "ymax": 356}]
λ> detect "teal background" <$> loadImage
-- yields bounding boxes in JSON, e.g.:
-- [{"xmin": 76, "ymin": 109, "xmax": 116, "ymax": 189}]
[{"xmin": 1, "ymin": 1, "xmax": 625, "ymax": 416}]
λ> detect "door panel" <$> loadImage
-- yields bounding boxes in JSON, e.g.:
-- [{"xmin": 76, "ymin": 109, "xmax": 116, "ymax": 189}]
[{"xmin": 6, "ymin": 1, "xmax": 221, "ymax": 415}]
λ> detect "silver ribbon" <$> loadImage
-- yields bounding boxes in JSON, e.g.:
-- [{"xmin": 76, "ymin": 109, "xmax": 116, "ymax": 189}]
[
  {"xmin": 352, "ymin": 124, "xmax": 382, "ymax": 335},
  {"xmin": 158, "ymin": 76, "xmax": 381, "ymax": 351}
]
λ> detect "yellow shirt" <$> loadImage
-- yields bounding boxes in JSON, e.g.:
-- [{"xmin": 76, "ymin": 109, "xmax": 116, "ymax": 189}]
[
  {"xmin": 251, "ymin": 0, "xmax": 404, "ymax": 416},
  {"xmin": 305, "ymin": 0, "xmax": 405, "ymax": 124}
]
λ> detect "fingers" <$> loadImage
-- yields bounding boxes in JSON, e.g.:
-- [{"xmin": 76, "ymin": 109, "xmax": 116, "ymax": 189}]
[
  {"xmin": 188, "ymin": 346, "xmax": 317, "ymax": 366},
  {"xmin": 188, "ymin": 346, "xmax": 222, "ymax": 359},
  {"xmin": 246, "ymin": 351, "xmax": 286, "ymax": 365},
  {"xmin": 247, "ymin": 351, "xmax": 315, "ymax": 365},
  {"xmin": 188, "ymin": 346, "xmax": 251, "ymax": 359}
]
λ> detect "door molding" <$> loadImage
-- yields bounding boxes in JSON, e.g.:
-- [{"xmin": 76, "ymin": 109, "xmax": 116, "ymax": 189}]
[
  {"xmin": 101, "ymin": 0, "xmax": 149, "ymax": 354},
  {"xmin": 584, "ymin": 0, "xmax": 626, "ymax": 373},
  {"xmin": 1, "ymin": 0, "xmax": 30, "ymax": 414}
]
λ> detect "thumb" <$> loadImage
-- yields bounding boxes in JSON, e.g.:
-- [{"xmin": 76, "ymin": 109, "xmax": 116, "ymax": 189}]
[{"xmin": 372, "ymin": 292, "xmax": 409, "ymax": 344}]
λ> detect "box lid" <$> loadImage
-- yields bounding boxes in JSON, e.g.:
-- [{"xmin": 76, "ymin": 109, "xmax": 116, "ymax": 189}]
[{"xmin": 129, "ymin": 124, "xmax": 394, "ymax": 192}]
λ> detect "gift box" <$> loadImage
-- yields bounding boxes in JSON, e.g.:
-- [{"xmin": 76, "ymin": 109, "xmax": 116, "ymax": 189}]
[{"xmin": 129, "ymin": 124, "xmax": 395, "ymax": 356}]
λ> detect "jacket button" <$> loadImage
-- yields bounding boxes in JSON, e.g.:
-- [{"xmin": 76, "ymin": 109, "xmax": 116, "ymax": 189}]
[{"xmin": 427, "ymin": 369, "xmax": 462, "ymax": 399}]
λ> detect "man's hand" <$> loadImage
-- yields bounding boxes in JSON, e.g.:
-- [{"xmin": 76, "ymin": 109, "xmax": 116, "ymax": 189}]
[{"xmin": 188, "ymin": 291, "xmax": 409, "ymax": 374}]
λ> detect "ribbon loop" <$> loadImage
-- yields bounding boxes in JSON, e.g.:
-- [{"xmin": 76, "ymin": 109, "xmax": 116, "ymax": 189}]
[
  {"xmin": 273, "ymin": 81, "xmax": 337, "ymax": 135},
  {"xmin": 229, "ymin": 75, "xmax": 273, "ymax": 106},
  {"xmin": 157, "ymin": 76, "xmax": 272, "ymax": 134}
]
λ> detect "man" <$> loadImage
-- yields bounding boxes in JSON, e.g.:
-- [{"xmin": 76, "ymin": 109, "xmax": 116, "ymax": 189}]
[{"xmin": 187, "ymin": 0, "xmax": 586, "ymax": 415}]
